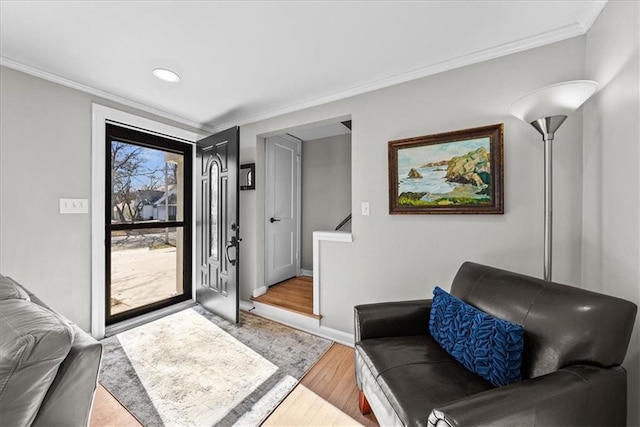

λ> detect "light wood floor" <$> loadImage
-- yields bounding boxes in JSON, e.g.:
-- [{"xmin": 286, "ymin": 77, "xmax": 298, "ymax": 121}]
[
  {"xmin": 90, "ymin": 343, "xmax": 378, "ymax": 427},
  {"xmin": 253, "ymin": 276, "xmax": 319, "ymax": 319},
  {"xmin": 90, "ymin": 385, "xmax": 141, "ymax": 427},
  {"xmin": 266, "ymin": 343, "xmax": 378, "ymax": 426}
]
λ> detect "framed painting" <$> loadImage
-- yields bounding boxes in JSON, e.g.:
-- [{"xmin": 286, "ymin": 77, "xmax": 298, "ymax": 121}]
[{"xmin": 388, "ymin": 123, "xmax": 504, "ymax": 214}]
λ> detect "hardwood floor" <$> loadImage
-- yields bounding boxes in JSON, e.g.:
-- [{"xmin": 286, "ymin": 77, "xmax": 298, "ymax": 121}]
[
  {"xmin": 266, "ymin": 343, "xmax": 378, "ymax": 426},
  {"xmin": 90, "ymin": 385, "xmax": 141, "ymax": 427},
  {"xmin": 253, "ymin": 276, "xmax": 320, "ymax": 319},
  {"xmin": 90, "ymin": 343, "xmax": 378, "ymax": 426}
]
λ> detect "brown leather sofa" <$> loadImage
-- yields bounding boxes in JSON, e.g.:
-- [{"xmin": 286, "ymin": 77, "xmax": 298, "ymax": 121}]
[{"xmin": 354, "ymin": 262, "xmax": 637, "ymax": 426}]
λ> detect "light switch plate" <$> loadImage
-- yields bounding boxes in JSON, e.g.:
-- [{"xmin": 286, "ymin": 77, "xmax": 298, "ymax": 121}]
[
  {"xmin": 361, "ymin": 201, "xmax": 370, "ymax": 216},
  {"xmin": 60, "ymin": 198, "xmax": 89, "ymax": 214}
]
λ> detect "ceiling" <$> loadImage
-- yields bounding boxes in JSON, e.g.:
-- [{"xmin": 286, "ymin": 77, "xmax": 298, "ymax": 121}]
[
  {"xmin": 288, "ymin": 121, "xmax": 351, "ymax": 142},
  {"xmin": 0, "ymin": 1, "xmax": 606, "ymax": 132}
]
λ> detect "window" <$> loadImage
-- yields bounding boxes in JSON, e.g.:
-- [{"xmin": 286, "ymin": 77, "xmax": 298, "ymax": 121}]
[{"xmin": 105, "ymin": 124, "xmax": 193, "ymax": 324}]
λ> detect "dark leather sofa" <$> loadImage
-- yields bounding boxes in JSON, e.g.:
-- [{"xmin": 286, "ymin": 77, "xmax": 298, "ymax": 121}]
[{"xmin": 354, "ymin": 262, "xmax": 637, "ymax": 426}]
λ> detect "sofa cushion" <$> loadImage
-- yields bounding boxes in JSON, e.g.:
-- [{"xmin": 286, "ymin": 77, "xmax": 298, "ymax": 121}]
[
  {"xmin": 356, "ymin": 335, "xmax": 452, "ymax": 378},
  {"xmin": 0, "ymin": 299, "xmax": 74, "ymax": 427},
  {"xmin": 429, "ymin": 286, "xmax": 524, "ymax": 386},
  {"xmin": 0, "ymin": 274, "xmax": 31, "ymax": 301},
  {"xmin": 356, "ymin": 336, "xmax": 493, "ymax": 426}
]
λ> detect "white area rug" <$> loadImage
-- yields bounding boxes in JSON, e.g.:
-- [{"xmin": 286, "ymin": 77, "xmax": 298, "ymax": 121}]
[{"xmin": 99, "ymin": 307, "xmax": 332, "ymax": 426}]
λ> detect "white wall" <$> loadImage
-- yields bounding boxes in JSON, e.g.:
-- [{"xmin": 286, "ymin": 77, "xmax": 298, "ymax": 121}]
[
  {"xmin": 582, "ymin": 2, "xmax": 640, "ymax": 424},
  {"xmin": 239, "ymin": 36, "xmax": 587, "ymax": 332},
  {"xmin": 301, "ymin": 134, "xmax": 351, "ymax": 271},
  {"xmin": 0, "ymin": 66, "xmax": 201, "ymax": 331}
]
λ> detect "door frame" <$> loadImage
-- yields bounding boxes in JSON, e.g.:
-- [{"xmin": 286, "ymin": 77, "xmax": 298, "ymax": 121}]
[
  {"xmin": 264, "ymin": 134, "xmax": 302, "ymax": 286},
  {"xmin": 91, "ymin": 104, "xmax": 204, "ymax": 339}
]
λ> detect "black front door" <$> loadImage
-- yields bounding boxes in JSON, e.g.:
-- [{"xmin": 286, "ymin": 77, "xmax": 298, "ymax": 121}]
[{"xmin": 196, "ymin": 126, "xmax": 240, "ymax": 323}]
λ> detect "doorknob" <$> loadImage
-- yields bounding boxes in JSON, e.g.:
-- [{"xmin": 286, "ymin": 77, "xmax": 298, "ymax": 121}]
[{"xmin": 270, "ymin": 217, "xmax": 281, "ymax": 223}]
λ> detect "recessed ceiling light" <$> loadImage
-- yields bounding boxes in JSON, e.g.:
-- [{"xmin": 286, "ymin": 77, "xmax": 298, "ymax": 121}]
[{"xmin": 153, "ymin": 68, "xmax": 180, "ymax": 83}]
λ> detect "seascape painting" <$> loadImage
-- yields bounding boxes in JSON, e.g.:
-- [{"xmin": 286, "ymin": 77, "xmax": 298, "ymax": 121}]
[{"xmin": 388, "ymin": 124, "xmax": 504, "ymax": 214}]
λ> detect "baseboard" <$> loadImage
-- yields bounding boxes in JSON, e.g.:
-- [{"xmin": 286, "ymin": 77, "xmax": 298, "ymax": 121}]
[
  {"xmin": 300, "ymin": 269, "xmax": 313, "ymax": 277},
  {"xmin": 239, "ymin": 300, "xmax": 255, "ymax": 312},
  {"xmin": 240, "ymin": 299, "xmax": 354, "ymax": 347},
  {"xmin": 252, "ymin": 286, "xmax": 267, "ymax": 298},
  {"xmin": 318, "ymin": 325, "xmax": 354, "ymax": 347}
]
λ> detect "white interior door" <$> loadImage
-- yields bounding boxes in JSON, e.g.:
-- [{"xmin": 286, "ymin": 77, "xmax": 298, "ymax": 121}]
[{"xmin": 266, "ymin": 135, "xmax": 301, "ymax": 286}]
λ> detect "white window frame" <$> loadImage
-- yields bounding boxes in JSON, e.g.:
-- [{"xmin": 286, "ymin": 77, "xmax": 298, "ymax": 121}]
[{"xmin": 91, "ymin": 104, "xmax": 203, "ymax": 338}]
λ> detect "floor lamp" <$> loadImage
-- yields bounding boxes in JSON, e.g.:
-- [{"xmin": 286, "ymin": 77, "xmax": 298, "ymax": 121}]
[{"xmin": 508, "ymin": 80, "xmax": 598, "ymax": 281}]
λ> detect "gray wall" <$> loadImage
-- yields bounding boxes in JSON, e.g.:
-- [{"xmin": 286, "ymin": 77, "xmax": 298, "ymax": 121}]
[
  {"xmin": 239, "ymin": 35, "xmax": 587, "ymax": 330},
  {"xmin": 301, "ymin": 134, "xmax": 352, "ymax": 271},
  {"xmin": 582, "ymin": 2, "xmax": 639, "ymax": 424},
  {"xmin": 0, "ymin": 66, "xmax": 201, "ymax": 331}
]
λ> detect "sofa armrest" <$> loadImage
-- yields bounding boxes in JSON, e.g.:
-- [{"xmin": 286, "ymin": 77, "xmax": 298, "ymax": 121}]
[
  {"xmin": 428, "ymin": 365, "xmax": 627, "ymax": 427},
  {"xmin": 32, "ymin": 325, "xmax": 103, "ymax": 427},
  {"xmin": 354, "ymin": 299, "xmax": 431, "ymax": 341}
]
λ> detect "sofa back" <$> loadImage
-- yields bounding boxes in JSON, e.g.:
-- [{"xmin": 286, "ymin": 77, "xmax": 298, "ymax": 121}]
[{"xmin": 450, "ymin": 262, "xmax": 637, "ymax": 379}]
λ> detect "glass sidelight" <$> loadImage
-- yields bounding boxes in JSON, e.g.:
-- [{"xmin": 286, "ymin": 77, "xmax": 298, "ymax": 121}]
[{"xmin": 105, "ymin": 124, "xmax": 192, "ymax": 324}]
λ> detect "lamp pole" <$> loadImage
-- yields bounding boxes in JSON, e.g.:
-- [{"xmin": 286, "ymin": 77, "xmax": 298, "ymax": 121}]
[
  {"xmin": 543, "ymin": 135, "xmax": 553, "ymax": 282},
  {"xmin": 530, "ymin": 116, "xmax": 566, "ymax": 281},
  {"xmin": 530, "ymin": 116, "xmax": 567, "ymax": 281}
]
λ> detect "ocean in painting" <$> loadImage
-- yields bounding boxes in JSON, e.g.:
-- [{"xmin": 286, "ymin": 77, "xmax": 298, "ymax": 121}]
[
  {"xmin": 397, "ymin": 137, "xmax": 491, "ymax": 203},
  {"xmin": 398, "ymin": 165, "xmax": 458, "ymax": 201}
]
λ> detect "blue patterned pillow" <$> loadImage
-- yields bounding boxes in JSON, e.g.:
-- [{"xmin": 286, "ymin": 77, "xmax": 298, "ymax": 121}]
[{"xmin": 429, "ymin": 286, "xmax": 524, "ymax": 387}]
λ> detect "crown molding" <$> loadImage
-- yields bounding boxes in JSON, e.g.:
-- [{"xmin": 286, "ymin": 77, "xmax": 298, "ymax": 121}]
[
  {"xmin": 0, "ymin": 57, "xmax": 215, "ymax": 134},
  {"xmin": 211, "ymin": 21, "xmax": 593, "ymax": 132},
  {"xmin": 577, "ymin": 0, "xmax": 607, "ymax": 32}
]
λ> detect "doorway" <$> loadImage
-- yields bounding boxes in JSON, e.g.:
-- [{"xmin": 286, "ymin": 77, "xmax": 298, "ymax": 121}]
[
  {"xmin": 105, "ymin": 124, "xmax": 193, "ymax": 325},
  {"xmin": 265, "ymin": 134, "xmax": 302, "ymax": 286},
  {"xmin": 261, "ymin": 120, "xmax": 352, "ymax": 318}
]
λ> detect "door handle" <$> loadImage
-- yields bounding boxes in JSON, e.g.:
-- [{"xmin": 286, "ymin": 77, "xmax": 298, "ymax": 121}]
[
  {"xmin": 270, "ymin": 217, "xmax": 281, "ymax": 223},
  {"xmin": 225, "ymin": 236, "xmax": 241, "ymax": 267}
]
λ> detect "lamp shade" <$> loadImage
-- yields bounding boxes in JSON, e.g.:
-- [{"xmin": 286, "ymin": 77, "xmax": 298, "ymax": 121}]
[{"xmin": 508, "ymin": 80, "xmax": 599, "ymax": 123}]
